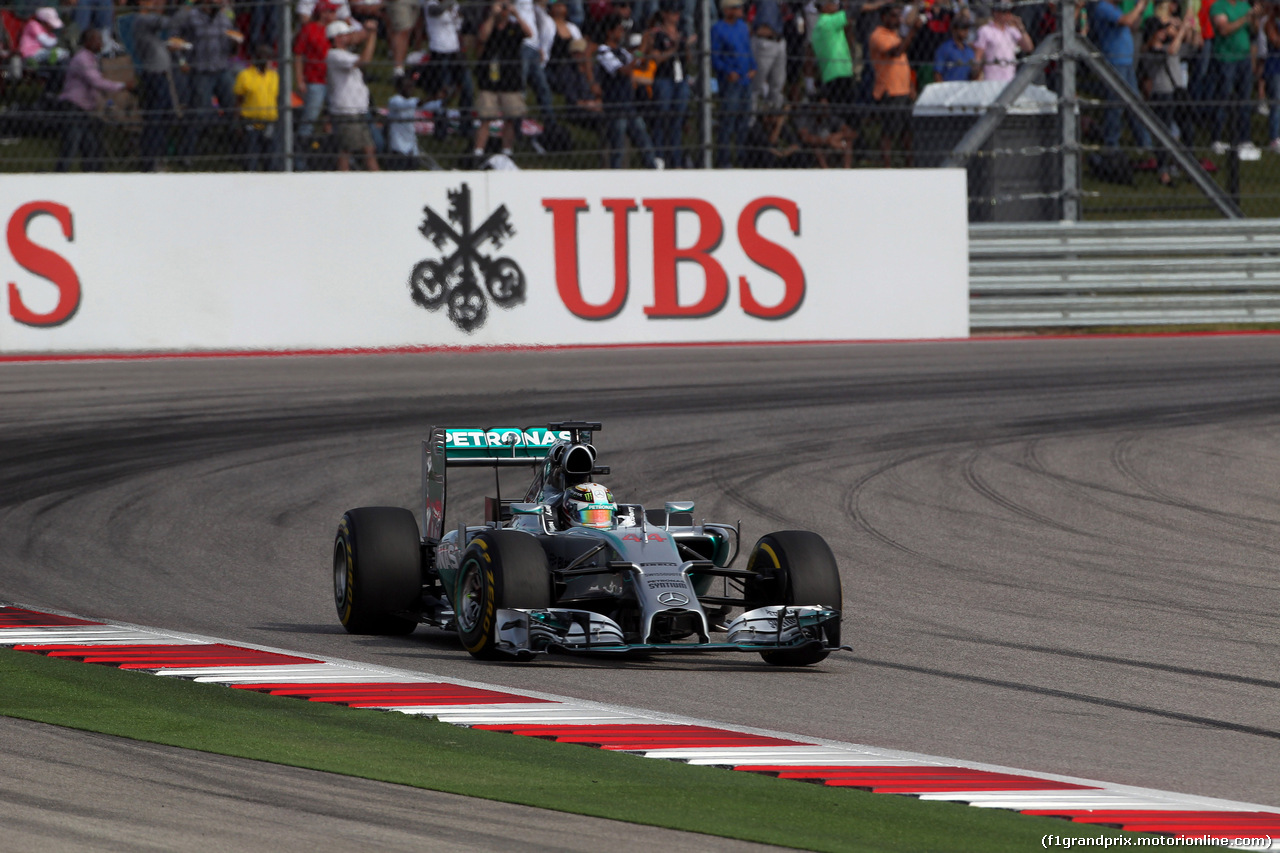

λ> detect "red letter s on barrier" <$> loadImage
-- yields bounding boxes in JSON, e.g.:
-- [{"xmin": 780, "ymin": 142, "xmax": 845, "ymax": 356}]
[
  {"xmin": 738, "ymin": 197, "xmax": 805, "ymax": 320},
  {"xmin": 7, "ymin": 201, "xmax": 81, "ymax": 327}
]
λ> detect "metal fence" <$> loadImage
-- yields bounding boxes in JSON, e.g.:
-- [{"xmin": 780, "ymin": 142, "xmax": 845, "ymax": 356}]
[
  {"xmin": 6, "ymin": 0, "xmax": 1280, "ymax": 218},
  {"xmin": 970, "ymin": 218, "xmax": 1280, "ymax": 327}
]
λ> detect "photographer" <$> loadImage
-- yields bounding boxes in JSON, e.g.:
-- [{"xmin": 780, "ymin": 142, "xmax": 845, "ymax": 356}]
[
  {"xmin": 1143, "ymin": 0, "xmax": 1201, "ymax": 184},
  {"xmin": 326, "ymin": 18, "xmax": 381, "ymax": 171},
  {"xmin": 595, "ymin": 13, "xmax": 662, "ymax": 167},
  {"xmin": 1088, "ymin": 0, "xmax": 1154, "ymax": 152},
  {"xmin": 974, "ymin": 1, "xmax": 1032, "ymax": 83},
  {"xmin": 473, "ymin": 0, "xmax": 533, "ymax": 163},
  {"xmin": 173, "ymin": 0, "xmax": 243, "ymax": 163},
  {"xmin": 422, "ymin": 0, "xmax": 473, "ymax": 120}
]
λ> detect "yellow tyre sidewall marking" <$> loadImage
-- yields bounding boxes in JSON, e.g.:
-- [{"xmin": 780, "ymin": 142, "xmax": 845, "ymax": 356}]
[{"xmin": 757, "ymin": 542, "xmax": 781, "ymax": 570}]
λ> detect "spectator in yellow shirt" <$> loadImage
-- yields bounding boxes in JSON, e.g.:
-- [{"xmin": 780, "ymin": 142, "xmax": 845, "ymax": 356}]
[{"xmin": 234, "ymin": 45, "xmax": 281, "ymax": 171}]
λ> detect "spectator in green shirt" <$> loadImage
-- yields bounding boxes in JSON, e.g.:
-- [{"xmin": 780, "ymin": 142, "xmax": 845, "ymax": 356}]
[
  {"xmin": 1209, "ymin": 0, "xmax": 1259, "ymax": 154},
  {"xmin": 811, "ymin": 0, "xmax": 859, "ymax": 125},
  {"xmin": 1120, "ymin": 0, "xmax": 1156, "ymax": 21}
]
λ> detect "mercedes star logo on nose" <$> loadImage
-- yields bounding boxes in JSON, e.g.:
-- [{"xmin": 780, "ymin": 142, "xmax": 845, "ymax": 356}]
[{"xmin": 657, "ymin": 591, "xmax": 689, "ymax": 606}]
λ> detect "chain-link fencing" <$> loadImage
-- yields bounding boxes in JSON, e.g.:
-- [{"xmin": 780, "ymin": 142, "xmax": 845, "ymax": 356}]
[{"xmin": 3, "ymin": 0, "xmax": 1280, "ymax": 218}]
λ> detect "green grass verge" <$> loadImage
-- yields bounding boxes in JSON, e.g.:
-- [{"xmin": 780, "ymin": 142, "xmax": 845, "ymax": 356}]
[{"xmin": 0, "ymin": 647, "xmax": 1176, "ymax": 852}]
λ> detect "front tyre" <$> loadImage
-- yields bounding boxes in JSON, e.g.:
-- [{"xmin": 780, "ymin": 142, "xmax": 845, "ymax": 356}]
[
  {"xmin": 334, "ymin": 507, "xmax": 422, "ymax": 635},
  {"xmin": 743, "ymin": 530, "xmax": 842, "ymax": 666},
  {"xmin": 455, "ymin": 530, "xmax": 551, "ymax": 661}
]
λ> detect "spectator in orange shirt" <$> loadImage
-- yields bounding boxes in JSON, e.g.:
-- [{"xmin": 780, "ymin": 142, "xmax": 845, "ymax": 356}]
[{"xmin": 868, "ymin": 4, "xmax": 922, "ymax": 166}]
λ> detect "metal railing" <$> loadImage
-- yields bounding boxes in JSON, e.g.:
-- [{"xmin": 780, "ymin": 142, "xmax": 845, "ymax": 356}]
[{"xmin": 969, "ymin": 219, "xmax": 1280, "ymax": 328}]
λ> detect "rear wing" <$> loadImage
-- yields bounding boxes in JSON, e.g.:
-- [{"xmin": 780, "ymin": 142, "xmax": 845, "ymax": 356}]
[
  {"xmin": 439, "ymin": 427, "xmax": 579, "ymax": 464},
  {"xmin": 421, "ymin": 423, "xmax": 599, "ymax": 540}
]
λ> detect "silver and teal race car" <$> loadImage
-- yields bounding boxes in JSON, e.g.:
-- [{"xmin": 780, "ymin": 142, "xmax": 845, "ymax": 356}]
[{"xmin": 332, "ymin": 422, "xmax": 845, "ymax": 665}]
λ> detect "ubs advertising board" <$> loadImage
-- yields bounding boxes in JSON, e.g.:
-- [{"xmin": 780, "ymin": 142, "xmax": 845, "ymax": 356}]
[{"xmin": 0, "ymin": 171, "xmax": 967, "ymax": 353}]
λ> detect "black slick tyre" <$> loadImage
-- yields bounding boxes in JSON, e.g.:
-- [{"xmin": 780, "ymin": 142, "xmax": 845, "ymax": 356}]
[
  {"xmin": 333, "ymin": 507, "xmax": 422, "ymax": 635},
  {"xmin": 743, "ymin": 530, "xmax": 842, "ymax": 666},
  {"xmin": 454, "ymin": 530, "xmax": 551, "ymax": 661}
]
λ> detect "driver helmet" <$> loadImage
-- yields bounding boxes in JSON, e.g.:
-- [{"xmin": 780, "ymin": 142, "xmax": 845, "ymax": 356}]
[{"xmin": 561, "ymin": 483, "xmax": 616, "ymax": 529}]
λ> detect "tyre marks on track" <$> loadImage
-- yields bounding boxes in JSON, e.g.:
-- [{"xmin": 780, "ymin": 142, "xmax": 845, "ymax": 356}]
[{"xmin": 844, "ymin": 449, "xmax": 961, "ymax": 570}]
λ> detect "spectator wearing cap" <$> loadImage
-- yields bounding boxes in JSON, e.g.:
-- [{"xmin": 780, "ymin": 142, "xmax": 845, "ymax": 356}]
[
  {"xmin": 326, "ymin": 17, "xmax": 381, "ymax": 170},
  {"xmin": 19, "ymin": 7, "xmax": 67, "ymax": 64},
  {"xmin": 235, "ymin": 44, "xmax": 281, "ymax": 170},
  {"xmin": 973, "ymin": 1, "xmax": 1031, "ymax": 83},
  {"xmin": 810, "ymin": 0, "xmax": 858, "ymax": 132},
  {"xmin": 174, "ymin": 0, "xmax": 244, "ymax": 162},
  {"xmin": 643, "ymin": 1, "xmax": 689, "ymax": 165},
  {"xmin": 869, "ymin": 3, "xmax": 921, "ymax": 165},
  {"xmin": 298, "ymin": 0, "xmax": 354, "ymax": 20},
  {"xmin": 474, "ymin": 0, "xmax": 533, "ymax": 162},
  {"xmin": 294, "ymin": 0, "xmax": 335, "ymax": 169},
  {"xmin": 711, "ymin": 0, "xmax": 755, "ymax": 166},
  {"xmin": 934, "ymin": 16, "xmax": 979, "ymax": 80},
  {"xmin": 133, "ymin": 0, "xmax": 181, "ymax": 172},
  {"xmin": 1087, "ymin": 0, "xmax": 1153, "ymax": 151},
  {"xmin": 596, "ymin": 12, "xmax": 662, "ymax": 166},
  {"xmin": 751, "ymin": 0, "xmax": 787, "ymax": 113},
  {"xmin": 57, "ymin": 28, "xmax": 129, "ymax": 172}
]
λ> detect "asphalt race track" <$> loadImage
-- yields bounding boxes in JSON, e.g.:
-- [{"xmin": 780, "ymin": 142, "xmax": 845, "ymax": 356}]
[
  {"xmin": 0, "ymin": 716, "xmax": 787, "ymax": 853},
  {"xmin": 3, "ymin": 336, "xmax": 1279, "ymax": 825}
]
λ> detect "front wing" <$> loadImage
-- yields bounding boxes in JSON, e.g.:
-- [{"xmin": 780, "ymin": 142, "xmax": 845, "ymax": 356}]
[{"xmin": 494, "ymin": 605, "xmax": 844, "ymax": 657}]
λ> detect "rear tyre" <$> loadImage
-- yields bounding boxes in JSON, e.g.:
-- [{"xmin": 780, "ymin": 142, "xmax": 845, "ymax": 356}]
[
  {"xmin": 455, "ymin": 530, "xmax": 551, "ymax": 661},
  {"xmin": 743, "ymin": 530, "xmax": 842, "ymax": 666},
  {"xmin": 334, "ymin": 507, "xmax": 422, "ymax": 635}
]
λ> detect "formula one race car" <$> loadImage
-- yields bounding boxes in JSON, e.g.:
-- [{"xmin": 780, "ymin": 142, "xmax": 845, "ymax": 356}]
[{"xmin": 332, "ymin": 422, "xmax": 845, "ymax": 665}]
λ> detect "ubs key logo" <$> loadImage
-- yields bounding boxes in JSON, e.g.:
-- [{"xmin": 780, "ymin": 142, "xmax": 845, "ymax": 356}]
[{"xmin": 409, "ymin": 182, "xmax": 525, "ymax": 332}]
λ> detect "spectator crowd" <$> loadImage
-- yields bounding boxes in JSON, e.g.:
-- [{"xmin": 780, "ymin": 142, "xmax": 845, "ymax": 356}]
[{"xmin": 3, "ymin": 0, "xmax": 1280, "ymax": 173}]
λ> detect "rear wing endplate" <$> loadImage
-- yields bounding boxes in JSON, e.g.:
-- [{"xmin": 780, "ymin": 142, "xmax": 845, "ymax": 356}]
[{"xmin": 421, "ymin": 424, "xmax": 596, "ymax": 540}]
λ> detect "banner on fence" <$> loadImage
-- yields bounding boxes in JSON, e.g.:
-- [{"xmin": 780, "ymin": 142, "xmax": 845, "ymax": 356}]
[{"xmin": 0, "ymin": 170, "xmax": 967, "ymax": 353}]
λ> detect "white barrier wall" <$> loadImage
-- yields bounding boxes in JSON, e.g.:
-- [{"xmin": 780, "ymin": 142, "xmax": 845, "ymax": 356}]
[{"xmin": 0, "ymin": 171, "xmax": 967, "ymax": 353}]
